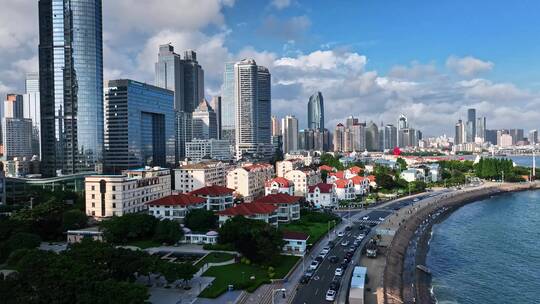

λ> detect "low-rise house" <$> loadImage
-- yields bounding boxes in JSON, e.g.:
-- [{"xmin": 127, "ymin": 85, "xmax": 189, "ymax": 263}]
[
  {"xmin": 276, "ymin": 159, "xmax": 304, "ymax": 177},
  {"xmin": 217, "ymin": 202, "xmax": 278, "ymax": 227},
  {"xmin": 284, "ymin": 151, "xmax": 319, "ymax": 166},
  {"xmin": 307, "ymin": 183, "xmax": 337, "ymax": 208},
  {"xmin": 254, "ymin": 193, "xmax": 301, "ymax": 223},
  {"xmin": 146, "ymin": 193, "xmax": 206, "ymax": 222},
  {"xmin": 326, "ymin": 171, "xmax": 345, "ymax": 183},
  {"xmin": 227, "ymin": 163, "xmax": 274, "ymax": 202},
  {"xmin": 67, "ymin": 227, "xmax": 104, "ymax": 244},
  {"xmin": 189, "ymin": 185, "xmax": 235, "ymax": 211},
  {"xmin": 350, "ymin": 175, "xmax": 370, "ymax": 195},
  {"xmin": 318, "ymin": 165, "xmax": 336, "ymax": 172},
  {"xmin": 426, "ymin": 164, "xmax": 441, "ymax": 182},
  {"xmin": 367, "ymin": 175, "xmax": 377, "ymax": 188},
  {"xmin": 400, "ymin": 168, "xmax": 425, "ymax": 182},
  {"xmin": 174, "ymin": 160, "xmax": 232, "ymax": 193},
  {"xmin": 181, "ymin": 228, "xmax": 219, "ymax": 245},
  {"xmin": 284, "ymin": 168, "xmax": 321, "ymax": 196},
  {"xmin": 334, "ymin": 179, "xmax": 355, "ymax": 200},
  {"xmin": 282, "ymin": 231, "xmax": 309, "ymax": 256},
  {"xmin": 264, "ymin": 177, "xmax": 295, "ymax": 195}
]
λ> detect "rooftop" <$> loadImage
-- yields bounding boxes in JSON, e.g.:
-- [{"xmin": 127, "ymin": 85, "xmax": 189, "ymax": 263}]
[
  {"xmin": 253, "ymin": 193, "xmax": 303, "ymax": 205},
  {"xmin": 146, "ymin": 193, "xmax": 206, "ymax": 207},
  {"xmin": 189, "ymin": 185, "xmax": 235, "ymax": 197},
  {"xmin": 265, "ymin": 177, "xmax": 293, "ymax": 188},
  {"xmin": 308, "ymin": 183, "xmax": 334, "ymax": 193},
  {"xmin": 217, "ymin": 202, "xmax": 277, "ymax": 216},
  {"xmin": 282, "ymin": 231, "xmax": 309, "ymax": 241}
]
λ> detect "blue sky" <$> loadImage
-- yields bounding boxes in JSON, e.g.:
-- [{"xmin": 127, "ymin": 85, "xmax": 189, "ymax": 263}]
[{"xmin": 2, "ymin": 0, "xmax": 540, "ymax": 135}]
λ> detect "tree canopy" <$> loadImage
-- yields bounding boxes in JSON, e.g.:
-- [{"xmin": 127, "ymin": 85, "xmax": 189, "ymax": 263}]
[{"xmin": 184, "ymin": 209, "xmax": 218, "ymax": 232}]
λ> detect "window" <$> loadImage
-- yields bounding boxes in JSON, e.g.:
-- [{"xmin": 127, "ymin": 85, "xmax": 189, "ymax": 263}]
[
  {"xmin": 91, "ymin": 203, "xmax": 95, "ymax": 208},
  {"xmin": 112, "ymin": 203, "xmax": 116, "ymax": 208},
  {"xmin": 112, "ymin": 186, "xmax": 116, "ymax": 191},
  {"xmin": 91, "ymin": 194, "xmax": 95, "ymax": 199},
  {"xmin": 112, "ymin": 194, "xmax": 116, "ymax": 199},
  {"xmin": 91, "ymin": 186, "xmax": 95, "ymax": 191}
]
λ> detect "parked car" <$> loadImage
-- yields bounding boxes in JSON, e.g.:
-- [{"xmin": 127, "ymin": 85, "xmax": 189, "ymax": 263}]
[
  {"xmin": 329, "ymin": 280, "xmax": 341, "ymax": 291},
  {"xmin": 327, "ymin": 241, "xmax": 336, "ymax": 248},
  {"xmin": 321, "ymin": 247, "xmax": 330, "ymax": 255},
  {"xmin": 315, "ymin": 256, "xmax": 324, "ymax": 263},
  {"xmin": 337, "ymin": 231, "xmax": 345, "ymax": 237},
  {"xmin": 309, "ymin": 261, "xmax": 319, "ymax": 270},
  {"xmin": 378, "ymin": 217, "xmax": 385, "ymax": 221},
  {"xmin": 348, "ymin": 246, "xmax": 356, "ymax": 253},
  {"xmin": 300, "ymin": 275, "xmax": 311, "ymax": 284},
  {"xmin": 353, "ymin": 240, "xmax": 361, "ymax": 247},
  {"xmin": 413, "ymin": 198, "xmax": 420, "ymax": 202},
  {"xmin": 356, "ymin": 234, "xmax": 365, "ymax": 240},
  {"xmin": 345, "ymin": 225, "xmax": 352, "ymax": 231},
  {"xmin": 334, "ymin": 267, "xmax": 343, "ymax": 276},
  {"xmin": 341, "ymin": 240, "xmax": 349, "ymax": 246},
  {"xmin": 328, "ymin": 255, "xmax": 339, "ymax": 263},
  {"xmin": 362, "ymin": 216, "xmax": 369, "ymax": 220},
  {"xmin": 325, "ymin": 289, "xmax": 336, "ymax": 301},
  {"xmin": 319, "ymin": 251, "xmax": 328, "ymax": 258}
]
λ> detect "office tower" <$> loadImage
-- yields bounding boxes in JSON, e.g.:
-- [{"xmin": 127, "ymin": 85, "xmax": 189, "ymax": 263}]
[
  {"xmin": 234, "ymin": 59, "xmax": 273, "ymax": 159},
  {"xmin": 210, "ymin": 96, "xmax": 222, "ymax": 139},
  {"xmin": 397, "ymin": 114, "xmax": 408, "ymax": 147},
  {"xmin": 308, "ymin": 91, "xmax": 324, "ymax": 130},
  {"xmin": 475, "ymin": 117, "xmax": 486, "ymax": 142},
  {"xmin": 4, "ymin": 94, "xmax": 23, "ymax": 119},
  {"xmin": 221, "ymin": 62, "xmax": 235, "ymax": 143},
  {"xmin": 104, "ymin": 80, "xmax": 175, "ymax": 173},
  {"xmin": 23, "ymin": 73, "xmax": 41, "ymax": 156},
  {"xmin": 466, "ymin": 108, "xmax": 476, "ymax": 143},
  {"xmin": 39, "ymin": 0, "xmax": 104, "ymax": 176},
  {"xmin": 282, "ymin": 115, "xmax": 299, "ymax": 154},
  {"xmin": 366, "ymin": 121, "xmax": 379, "ymax": 151},
  {"xmin": 192, "ymin": 99, "xmax": 218, "ymax": 140},
  {"xmin": 177, "ymin": 112, "xmax": 193, "ymax": 161},
  {"xmin": 508, "ymin": 129, "xmax": 524, "ymax": 145},
  {"xmin": 316, "ymin": 129, "xmax": 331, "ymax": 151},
  {"xmin": 384, "ymin": 124, "xmax": 398, "ymax": 150},
  {"xmin": 182, "ymin": 50, "xmax": 205, "ymax": 113},
  {"xmin": 529, "ymin": 130, "xmax": 538, "ymax": 145},
  {"xmin": 2, "ymin": 118, "xmax": 33, "ymax": 160},
  {"xmin": 271, "ymin": 116, "xmax": 281, "ymax": 136},
  {"xmin": 333, "ymin": 123, "xmax": 345, "ymax": 152},
  {"xmin": 346, "ymin": 116, "xmax": 359, "ymax": 129},
  {"xmin": 485, "ymin": 129, "xmax": 498, "ymax": 145},
  {"xmin": 455, "ymin": 119, "xmax": 465, "ymax": 145},
  {"xmin": 25, "ymin": 72, "xmax": 40, "ymax": 94},
  {"xmin": 299, "ymin": 129, "xmax": 313, "ymax": 151},
  {"xmin": 350, "ymin": 124, "xmax": 366, "ymax": 151}
]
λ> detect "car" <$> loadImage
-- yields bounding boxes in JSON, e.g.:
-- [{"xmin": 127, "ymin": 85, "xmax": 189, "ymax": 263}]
[
  {"xmin": 305, "ymin": 269, "xmax": 315, "ymax": 277},
  {"xmin": 300, "ymin": 275, "xmax": 311, "ymax": 284},
  {"xmin": 315, "ymin": 256, "xmax": 324, "ymax": 263},
  {"xmin": 368, "ymin": 222, "xmax": 377, "ymax": 227},
  {"xmin": 345, "ymin": 225, "xmax": 352, "ymax": 231},
  {"xmin": 378, "ymin": 217, "xmax": 385, "ymax": 221},
  {"xmin": 319, "ymin": 251, "xmax": 327, "ymax": 258},
  {"xmin": 358, "ymin": 225, "xmax": 366, "ymax": 230},
  {"xmin": 362, "ymin": 216, "xmax": 369, "ymax": 220},
  {"xmin": 348, "ymin": 246, "xmax": 356, "ymax": 253},
  {"xmin": 327, "ymin": 241, "xmax": 336, "ymax": 248},
  {"xmin": 345, "ymin": 252, "xmax": 353, "ymax": 259},
  {"xmin": 413, "ymin": 198, "xmax": 420, "ymax": 202},
  {"xmin": 334, "ymin": 267, "xmax": 343, "ymax": 276},
  {"xmin": 337, "ymin": 231, "xmax": 345, "ymax": 237},
  {"xmin": 356, "ymin": 234, "xmax": 365, "ymax": 240},
  {"xmin": 325, "ymin": 289, "xmax": 336, "ymax": 301},
  {"xmin": 341, "ymin": 240, "xmax": 349, "ymax": 246},
  {"xmin": 353, "ymin": 240, "xmax": 361, "ymax": 247},
  {"xmin": 328, "ymin": 255, "xmax": 339, "ymax": 263},
  {"xmin": 322, "ymin": 247, "xmax": 330, "ymax": 254},
  {"xmin": 309, "ymin": 261, "xmax": 319, "ymax": 270}
]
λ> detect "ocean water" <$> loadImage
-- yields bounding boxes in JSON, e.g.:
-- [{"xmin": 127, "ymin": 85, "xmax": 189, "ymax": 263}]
[{"xmin": 426, "ymin": 190, "xmax": 540, "ymax": 304}]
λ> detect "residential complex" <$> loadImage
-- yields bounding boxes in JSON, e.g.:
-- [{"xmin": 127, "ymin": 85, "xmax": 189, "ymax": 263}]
[
  {"xmin": 174, "ymin": 161, "xmax": 232, "ymax": 193},
  {"xmin": 227, "ymin": 163, "xmax": 274, "ymax": 202}
]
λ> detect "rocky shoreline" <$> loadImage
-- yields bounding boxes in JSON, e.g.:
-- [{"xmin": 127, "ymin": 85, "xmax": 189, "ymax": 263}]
[{"xmin": 382, "ymin": 182, "xmax": 540, "ymax": 304}]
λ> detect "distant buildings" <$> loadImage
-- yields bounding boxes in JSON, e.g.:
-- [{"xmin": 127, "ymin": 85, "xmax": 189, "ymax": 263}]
[
  {"xmin": 308, "ymin": 92, "xmax": 324, "ymax": 130},
  {"xmin": 282, "ymin": 115, "xmax": 299, "ymax": 154},
  {"xmin": 221, "ymin": 62, "xmax": 236, "ymax": 143},
  {"xmin": 185, "ymin": 139, "xmax": 233, "ymax": 162},
  {"xmin": 192, "ymin": 99, "xmax": 218, "ymax": 140},
  {"xmin": 23, "ymin": 73, "xmax": 41, "ymax": 156},
  {"xmin": 529, "ymin": 130, "xmax": 538, "ymax": 144},
  {"xmin": 3, "ymin": 95, "xmax": 33, "ymax": 160},
  {"xmin": 174, "ymin": 160, "xmax": 232, "ymax": 193},
  {"xmin": 383, "ymin": 124, "xmax": 398, "ymax": 150},
  {"xmin": 227, "ymin": 163, "xmax": 274, "ymax": 202},
  {"xmin": 366, "ymin": 122, "xmax": 379, "ymax": 151},
  {"xmin": 210, "ymin": 96, "xmax": 222, "ymax": 139},
  {"xmin": 467, "ymin": 108, "xmax": 476, "ymax": 143}
]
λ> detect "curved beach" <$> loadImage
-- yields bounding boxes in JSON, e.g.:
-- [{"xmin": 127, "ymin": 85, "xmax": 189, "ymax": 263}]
[{"xmin": 381, "ymin": 182, "xmax": 540, "ymax": 304}]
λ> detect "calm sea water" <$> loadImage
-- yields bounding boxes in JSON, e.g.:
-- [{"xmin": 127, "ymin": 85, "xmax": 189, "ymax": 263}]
[{"xmin": 426, "ymin": 190, "xmax": 540, "ymax": 304}]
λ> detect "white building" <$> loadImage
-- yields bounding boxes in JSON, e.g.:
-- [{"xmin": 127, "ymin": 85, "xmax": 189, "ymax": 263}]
[
  {"xmin": 284, "ymin": 168, "xmax": 321, "ymax": 197},
  {"xmin": 284, "ymin": 151, "xmax": 319, "ymax": 166},
  {"xmin": 254, "ymin": 193, "xmax": 301, "ymax": 223},
  {"xmin": 282, "ymin": 115, "xmax": 299, "ymax": 154},
  {"xmin": 146, "ymin": 193, "xmax": 206, "ymax": 222},
  {"xmin": 174, "ymin": 160, "xmax": 232, "ymax": 193},
  {"xmin": 306, "ymin": 183, "xmax": 337, "ymax": 208},
  {"xmin": 265, "ymin": 177, "xmax": 295, "ymax": 195},
  {"xmin": 350, "ymin": 176, "xmax": 370, "ymax": 195},
  {"xmin": 282, "ymin": 231, "xmax": 309, "ymax": 256},
  {"xmin": 192, "ymin": 99, "xmax": 218, "ymax": 140},
  {"xmin": 276, "ymin": 158, "xmax": 304, "ymax": 177},
  {"xmin": 426, "ymin": 164, "xmax": 441, "ymax": 183},
  {"xmin": 227, "ymin": 163, "xmax": 274, "ymax": 202},
  {"xmin": 181, "ymin": 229, "xmax": 219, "ymax": 245},
  {"xmin": 185, "ymin": 139, "xmax": 233, "ymax": 162},
  {"xmin": 217, "ymin": 202, "xmax": 278, "ymax": 227},
  {"xmin": 334, "ymin": 179, "xmax": 355, "ymax": 201},
  {"xmin": 85, "ymin": 167, "xmax": 171, "ymax": 218},
  {"xmin": 400, "ymin": 168, "xmax": 425, "ymax": 182},
  {"xmin": 189, "ymin": 185, "xmax": 235, "ymax": 211}
]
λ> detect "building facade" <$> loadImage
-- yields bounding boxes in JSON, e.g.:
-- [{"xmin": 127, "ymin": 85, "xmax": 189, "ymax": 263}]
[
  {"xmin": 185, "ymin": 139, "xmax": 233, "ymax": 162},
  {"xmin": 146, "ymin": 193, "xmax": 206, "ymax": 222},
  {"xmin": 284, "ymin": 168, "xmax": 321, "ymax": 197},
  {"xmin": 308, "ymin": 91, "xmax": 324, "ymax": 130},
  {"xmin": 2, "ymin": 118, "xmax": 33, "ymax": 160},
  {"xmin": 189, "ymin": 185, "xmax": 235, "ymax": 211},
  {"xmin": 192, "ymin": 99, "xmax": 218, "ymax": 140},
  {"xmin": 227, "ymin": 163, "xmax": 274, "ymax": 202},
  {"xmin": 174, "ymin": 161, "xmax": 232, "ymax": 193},
  {"xmin": 282, "ymin": 115, "xmax": 299, "ymax": 154}
]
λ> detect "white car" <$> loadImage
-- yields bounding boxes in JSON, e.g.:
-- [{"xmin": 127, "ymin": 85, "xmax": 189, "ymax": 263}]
[
  {"xmin": 321, "ymin": 247, "xmax": 330, "ymax": 255},
  {"xmin": 356, "ymin": 234, "xmax": 364, "ymax": 240},
  {"xmin": 378, "ymin": 217, "xmax": 385, "ymax": 221},
  {"xmin": 341, "ymin": 240, "xmax": 349, "ymax": 246},
  {"xmin": 334, "ymin": 267, "xmax": 343, "ymax": 276},
  {"xmin": 362, "ymin": 216, "xmax": 369, "ymax": 220},
  {"xmin": 309, "ymin": 261, "xmax": 319, "ymax": 270},
  {"xmin": 325, "ymin": 289, "xmax": 336, "ymax": 301},
  {"xmin": 413, "ymin": 198, "xmax": 420, "ymax": 202},
  {"xmin": 337, "ymin": 231, "xmax": 345, "ymax": 237}
]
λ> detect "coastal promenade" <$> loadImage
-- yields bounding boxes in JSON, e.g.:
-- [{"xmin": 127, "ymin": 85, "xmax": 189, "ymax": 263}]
[{"xmin": 381, "ymin": 182, "xmax": 540, "ymax": 304}]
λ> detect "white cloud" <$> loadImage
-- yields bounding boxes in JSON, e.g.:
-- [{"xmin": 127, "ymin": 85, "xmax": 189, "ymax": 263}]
[
  {"xmin": 270, "ymin": 0, "xmax": 292, "ymax": 9},
  {"xmin": 446, "ymin": 55, "xmax": 494, "ymax": 77}
]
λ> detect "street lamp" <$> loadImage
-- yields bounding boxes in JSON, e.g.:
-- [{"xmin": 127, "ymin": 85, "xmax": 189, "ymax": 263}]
[{"xmin": 272, "ymin": 288, "xmax": 286, "ymax": 304}]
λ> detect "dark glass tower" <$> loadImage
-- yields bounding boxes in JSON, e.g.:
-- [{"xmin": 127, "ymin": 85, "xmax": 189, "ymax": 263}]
[
  {"xmin": 39, "ymin": 0, "xmax": 104, "ymax": 176},
  {"xmin": 308, "ymin": 92, "xmax": 324, "ymax": 130}
]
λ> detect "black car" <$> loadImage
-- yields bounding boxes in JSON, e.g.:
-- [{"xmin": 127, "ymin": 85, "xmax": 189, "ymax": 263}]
[
  {"xmin": 368, "ymin": 222, "xmax": 377, "ymax": 227},
  {"xmin": 315, "ymin": 256, "xmax": 324, "ymax": 263},
  {"xmin": 348, "ymin": 246, "xmax": 356, "ymax": 253},
  {"xmin": 345, "ymin": 225, "xmax": 352, "ymax": 231},
  {"xmin": 327, "ymin": 241, "xmax": 336, "ymax": 248},
  {"xmin": 340, "ymin": 261, "xmax": 349, "ymax": 269},
  {"xmin": 345, "ymin": 252, "xmax": 353, "ymax": 259},
  {"xmin": 329, "ymin": 280, "xmax": 341, "ymax": 291},
  {"xmin": 328, "ymin": 255, "xmax": 339, "ymax": 263},
  {"xmin": 300, "ymin": 275, "xmax": 311, "ymax": 284},
  {"xmin": 358, "ymin": 225, "xmax": 365, "ymax": 230}
]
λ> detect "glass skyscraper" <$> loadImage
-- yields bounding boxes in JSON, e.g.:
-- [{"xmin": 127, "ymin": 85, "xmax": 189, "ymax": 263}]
[
  {"xmin": 308, "ymin": 91, "xmax": 324, "ymax": 130},
  {"xmin": 221, "ymin": 62, "xmax": 236, "ymax": 143},
  {"xmin": 39, "ymin": 0, "xmax": 104, "ymax": 176},
  {"xmin": 104, "ymin": 80, "xmax": 175, "ymax": 174}
]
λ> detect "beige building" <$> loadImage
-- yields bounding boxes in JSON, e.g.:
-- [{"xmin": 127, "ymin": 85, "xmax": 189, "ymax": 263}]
[
  {"xmin": 227, "ymin": 163, "xmax": 274, "ymax": 202},
  {"xmin": 275, "ymin": 158, "xmax": 304, "ymax": 177},
  {"xmin": 85, "ymin": 167, "xmax": 171, "ymax": 219},
  {"xmin": 174, "ymin": 160, "xmax": 233, "ymax": 193},
  {"xmin": 284, "ymin": 168, "xmax": 321, "ymax": 196}
]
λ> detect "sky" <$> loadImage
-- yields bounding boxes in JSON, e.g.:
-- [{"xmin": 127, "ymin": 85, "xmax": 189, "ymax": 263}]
[{"xmin": 2, "ymin": 0, "xmax": 540, "ymax": 136}]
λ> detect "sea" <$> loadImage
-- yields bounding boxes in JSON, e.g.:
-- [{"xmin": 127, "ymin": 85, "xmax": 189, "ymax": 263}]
[{"xmin": 426, "ymin": 190, "xmax": 540, "ymax": 304}]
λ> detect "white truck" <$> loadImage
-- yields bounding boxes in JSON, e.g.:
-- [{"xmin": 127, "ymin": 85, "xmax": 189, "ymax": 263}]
[{"xmin": 348, "ymin": 266, "xmax": 367, "ymax": 304}]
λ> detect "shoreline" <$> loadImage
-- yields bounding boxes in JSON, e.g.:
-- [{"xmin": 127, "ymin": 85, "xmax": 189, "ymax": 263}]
[{"xmin": 382, "ymin": 182, "xmax": 540, "ymax": 304}]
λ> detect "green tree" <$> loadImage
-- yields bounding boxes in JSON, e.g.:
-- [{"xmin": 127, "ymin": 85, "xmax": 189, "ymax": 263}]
[
  {"xmin": 375, "ymin": 173, "xmax": 396, "ymax": 190},
  {"xmin": 100, "ymin": 213, "xmax": 158, "ymax": 243},
  {"xmin": 320, "ymin": 154, "xmax": 344, "ymax": 170},
  {"xmin": 396, "ymin": 158, "xmax": 407, "ymax": 171},
  {"xmin": 153, "ymin": 219, "xmax": 183, "ymax": 245},
  {"xmin": 61, "ymin": 209, "xmax": 88, "ymax": 231},
  {"xmin": 0, "ymin": 232, "xmax": 41, "ymax": 261},
  {"xmin": 184, "ymin": 209, "xmax": 218, "ymax": 232}
]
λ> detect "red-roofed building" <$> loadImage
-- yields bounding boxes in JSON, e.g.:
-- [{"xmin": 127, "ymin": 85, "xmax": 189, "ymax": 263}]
[
  {"xmin": 307, "ymin": 183, "xmax": 337, "ymax": 208},
  {"xmin": 276, "ymin": 159, "xmax": 304, "ymax": 177},
  {"xmin": 284, "ymin": 168, "xmax": 322, "ymax": 196},
  {"xmin": 227, "ymin": 163, "xmax": 275, "ymax": 202},
  {"xmin": 282, "ymin": 231, "xmax": 309, "ymax": 256},
  {"xmin": 327, "ymin": 171, "xmax": 345, "ymax": 183},
  {"xmin": 348, "ymin": 166, "xmax": 364, "ymax": 175},
  {"xmin": 318, "ymin": 165, "xmax": 336, "ymax": 172},
  {"xmin": 350, "ymin": 175, "xmax": 370, "ymax": 195},
  {"xmin": 146, "ymin": 193, "xmax": 206, "ymax": 221},
  {"xmin": 367, "ymin": 175, "xmax": 377, "ymax": 187},
  {"xmin": 217, "ymin": 202, "xmax": 278, "ymax": 226},
  {"xmin": 265, "ymin": 177, "xmax": 295, "ymax": 196},
  {"xmin": 189, "ymin": 185, "xmax": 235, "ymax": 211},
  {"xmin": 254, "ymin": 193, "xmax": 301, "ymax": 223},
  {"xmin": 333, "ymin": 179, "xmax": 355, "ymax": 200}
]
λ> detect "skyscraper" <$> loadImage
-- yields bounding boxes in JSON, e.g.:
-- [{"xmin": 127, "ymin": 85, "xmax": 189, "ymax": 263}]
[
  {"xmin": 192, "ymin": 99, "xmax": 218, "ymax": 140},
  {"xmin": 529, "ymin": 130, "xmax": 538, "ymax": 144},
  {"xmin": 467, "ymin": 108, "xmax": 476, "ymax": 143},
  {"xmin": 221, "ymin": 62, "xmax": 235, "ymax": 143},
  {"xmin": 271, "ymin": 115, "xmax": 281, "ymax": 136},
  {"xmin": 308, "ymin": 92, "xmax": 324, "ymax": 130},
  {"xmin": 366, "ymin": 121, "xmax": 379, "ymax": 151},
  {"xmin": 23, "ymin": 73, "xmax": 41, "ymax": 156},
  {"xmin": 4, "ymin": 94, "xmax": 23, "ymax": 119},
  {"xmin": 282, "ymin": 115, "xmax": 299, "ymax": 154},
  {"xmin": 25, "ymin": 72, "xmax": 40, "ymax": 94},
  {"xmin": 104, "ymin": 80, "xmax": 175, "ymax": 173},
  {"xmin": 210, "ymin": 96, "xmax": 222, "ymax": 139},
  {"xmin": 455, "ymin": 119, "xmax": 465, "ymax": 145},
  {"xmin": 333, "ymin": 123, "xmax": 345, "ymax": 152},
  {"xmin": 234, "ymin": 59, "xmax": 273, "ymax": 159},
  {"xmin": 39, "ymin": 0, "xmax": 104, "ymax": 176},
  {"xmin": 3, "ymin": 94, "xmax": 33, "ymax": 159},
  {"xmin": 384, "ymin": 124, "xmax": 398, "ymax": 150},
  {"xmin": 397, "ymin": 114, "xmax": 408, "ymax": 147},
  {"xmin": 346, "ymin": 116, "xmax": 359, "ymax": 129},
  {"xmin": 350, "ymin": 123, "xmax": 366, "ymax": 152},
  {"xmin": 475, "ymin": 117, "xmax": 486, "ymax": 142}
]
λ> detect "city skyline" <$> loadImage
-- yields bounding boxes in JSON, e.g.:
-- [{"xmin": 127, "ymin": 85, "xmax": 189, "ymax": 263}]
[{"xmin": 3, "ymin": 1, "xmax": 540, "ymax": 137}]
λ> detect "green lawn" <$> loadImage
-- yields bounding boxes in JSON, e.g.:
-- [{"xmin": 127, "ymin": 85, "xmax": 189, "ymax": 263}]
[
  {"xmin": 126, "ymin": 239, "xmax": 161, "ymax": 249},
  {"xmin": 195, "ymin": 252, "xmax": 236, "ymax": 268},
  {"xmin": 199, "ymin": 255, "xmax": 300, "ymax": 298},
  {"xmin": 280, "ymin": 221, "xmax": 329, "ymax": 244}
]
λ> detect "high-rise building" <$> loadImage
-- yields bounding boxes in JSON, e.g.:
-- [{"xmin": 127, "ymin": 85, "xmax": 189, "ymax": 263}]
[
  {"xmin": 475, "ymin": 117, "xmax": 486, "ymax": 142},
  {"xmin": 282, "ymin": 115, "xmax": 299, "ymax": 154},
  {"xmin": 103, "ymin": 80, "xmax": 175, "ymax": 174},
  {"xmin": 384, "ymin": 124, "xmax": 398, "ymax": 150},
  {"xmin": 509, "ymin": 129, "xmax": 524, "ymax": 144},
  {"xmin": 271, "ymin": 115, "xmax": 281, "ymax": 137},
  {"xmin": 4, "ymin": 94, "xmax": 23, "ymax": 119},
  {"xmin": 529, "ymin": 130, "xmax": 538, "ymax": 145},
  {"xmin": 455, "ymin": 119, "xmax": 465, "ymax": 145},
  {"xmin": 221, "ymin": 62, "xmax": 235, "ymax": 143},
  {"xmin": 485, "ymin": 129, "xmax": 498, "ymax": 145},
  {"xmin": 346, "ymin": 116, "xmax": 359, "ymax": 129},
  {"xmin": 39, "ymin": 0, "xmax": 104, "ymax": 176},
  {"xmin": 366, "ymin": 122, "xmax": 379, "ymax": 151},
  {"xmin": 308, "ymin": 92, "xmax": 324, "ymax": 130},
  {"xmin": 192, "ymin": 99, "xmax": 217, "ymax": 140},
  {"xmin": 333, "ymin": 123, "xmax": 345, "ymax": 152},
  {"xmin": 23, "ymin": 73, "xmax": 41, "ymax": 156},
  {"xmin": 2, "ymin": 118, "xmax": 33, "ymax": 160},
  {"xmin": 234, "ymin": 59, "xmax": 273, "ymax": 159},
  {"xmin": 25, "ymin": 72, "xmax": 40, "ymax": 94},
  {"xmin": 350, "ymin": 124, "xmax": 366, "ymax": 151},
  {"xmin": 210, "ymin": 96, "xmax": 222, "ymax": 139},
  {"xmin": 397, "ymin": 114, "xmax": 408, "ymax": 147},
  {"xmin": 467, "ymin": 108, "xmax": 476, "ymax": 143}
]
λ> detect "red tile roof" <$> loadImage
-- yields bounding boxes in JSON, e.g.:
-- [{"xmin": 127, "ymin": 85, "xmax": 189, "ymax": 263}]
[
  {"xmin": 319, "ymin": 165, "xmax": 335, "ymax": 172},
  {"xmin": 308, "ymin": 183, "xmax": 334, "ymax": 193},
  {"xmin": 348, "ymin": 166, "xmax": 363, "ymax": 174},
  {"xmin": 254, "ymin": 193, "xmax": 302, "ymax": 205},
  {"xmin": 189, "ymin": 185, "xmax": 234, "ymax": 197},
  {"xmin": 367, "ymin": 175, "xmax": 376, "ymax": 182},
  {"xmin": 329, "ymin": 171, "xmax": 345, "ymax": 179},
  {"xmin": 147, "ymin": 194, "xmax": 206, "ymax": 207},
  {"xmin": 265, "ymin": 177, "xmax": 292, "ymax": 188},
  {"xmin": 282, "ymin": 231, "xmax": 309, "ymax": 241},
  {"xmin": 217, "ymin": 202, "xmax": 277, "ymax": 216},
  {"xmin": 350, "ymin": 175, "xmax": 368, "ymax": 185},
  {"xmin": 244, "ymin": 163, "xmax": 273, "ymax": 171},
  {"xmin": 334, "ymin": 179, "xmax": 351, "ymax": 189}
]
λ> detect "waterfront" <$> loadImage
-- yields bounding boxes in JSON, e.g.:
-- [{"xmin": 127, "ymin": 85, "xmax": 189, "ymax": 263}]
[{"xmin": 427, "ymin": 190, "xmax": 540, "ymax": 304}]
